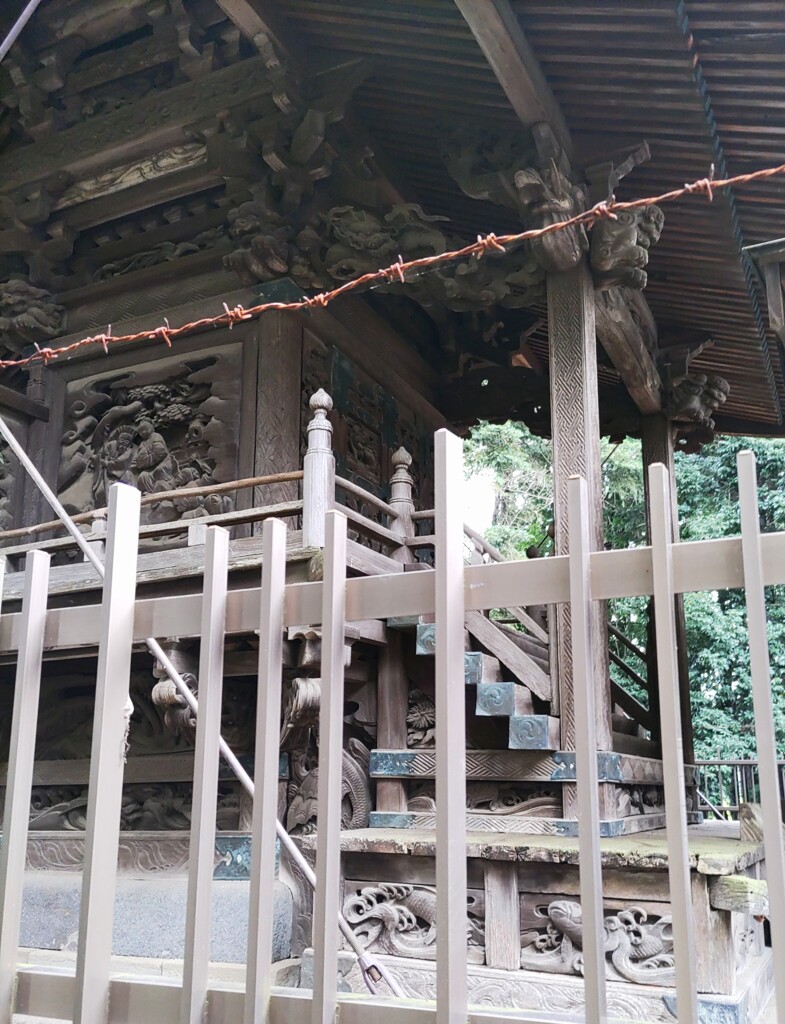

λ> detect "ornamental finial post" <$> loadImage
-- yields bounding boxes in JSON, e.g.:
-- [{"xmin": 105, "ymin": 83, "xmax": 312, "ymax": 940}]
[
  {"xmin": 389, "ymin": 446, "xmax": 415, "ymax": 563},
  {"xmin": 302, "ymin": 390, "xmax": 335, "ymax": 548}
]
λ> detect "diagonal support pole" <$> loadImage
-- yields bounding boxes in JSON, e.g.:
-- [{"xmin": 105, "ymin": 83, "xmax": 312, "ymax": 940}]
[{"xmin": 0, "ymin": 415, "xmax": 403, "ymax": 999}]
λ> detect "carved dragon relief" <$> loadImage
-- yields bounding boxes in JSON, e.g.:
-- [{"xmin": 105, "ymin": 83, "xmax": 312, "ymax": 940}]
[
  {"xmin": 590, "ymin": 206, "xmax": 664, "ymax": 290},
  {"xmin": 520, "ymin": 900, "xmax": 675, "ymax": 985},
  {"xmin": 343, "ymin": 883, "xmax": 486, "ymax": 962}
]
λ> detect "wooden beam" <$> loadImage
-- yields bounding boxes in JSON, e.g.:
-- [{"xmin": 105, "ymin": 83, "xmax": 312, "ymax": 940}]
[
  {"xmin": 453, "ymin": 0, "xmax": 572, "ymax": 158},
  {"xmin": 213, "ymin": 0, "xmax": 305, "ymax": 69},
  {"xmin": 595, "ymin": 288, "xmax": 662, "ymax": 415},
  {"xmin": 0, "ymin": 385, "xmax": 48, "ymax": 422},
  {"xmin": 465, "ymin": 609, "xmax": 550, "ymax": 702}
]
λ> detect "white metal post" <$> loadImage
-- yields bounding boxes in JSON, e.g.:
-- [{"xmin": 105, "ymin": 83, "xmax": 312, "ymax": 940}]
[
  {"xmin": 567, "ymin": 476, "xmax": 607, "ymax": 1024},
  {"xmin": 311, "ymin": 509, "xmax": 347, "ymax": 1024},
  {"xmin": 737, "ymin": 450, "xmax": 785, "ymax": 1017},
  {"xmin": 245, "ymin": 517, "xmax": 288, "ymax": 1024},
  {"xmin": 0, "ymin": 552, "xmax": 47, "ymax": 1024},
  {"xmin": 74, "ymin": 483, "xmax": 141, "ymax": 1024},
  {"xmin": 182, "ymin": 527, "xmax": 229, "ymax": 1024},
  {"xmin": 434, "ymin": 429, "xmax": 467, "ymax": 1024},
  {"xmin": 647, "ymin": 463, "xmax": 698, "ymax": 1024}
]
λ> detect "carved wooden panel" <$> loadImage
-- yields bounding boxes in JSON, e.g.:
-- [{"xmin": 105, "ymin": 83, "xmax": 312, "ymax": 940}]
[{"xmin": 57, "ymin": 344, "xmax": 242, "ymax": 524}]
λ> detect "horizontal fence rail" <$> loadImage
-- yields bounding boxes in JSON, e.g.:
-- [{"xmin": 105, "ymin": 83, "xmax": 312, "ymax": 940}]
[{"xmin": 0, "ymin": 439, "xmax": 783, "ymax": 1024}]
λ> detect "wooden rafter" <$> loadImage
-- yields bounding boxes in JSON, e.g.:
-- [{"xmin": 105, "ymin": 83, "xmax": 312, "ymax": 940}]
[{"xmin": 453, "ymin": 0, "xmax": 571, "ymax": 158}]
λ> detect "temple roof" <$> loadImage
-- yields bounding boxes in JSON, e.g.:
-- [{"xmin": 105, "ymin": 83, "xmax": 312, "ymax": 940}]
[{"xmin": 0, "ymin": 0, "xmax": 783, "ymax": 436}]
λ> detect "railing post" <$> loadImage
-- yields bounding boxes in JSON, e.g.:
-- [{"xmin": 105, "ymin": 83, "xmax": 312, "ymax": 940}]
[
  {"xmin": 302, "ymin": 390, "xmax": 335, "ymax": 549},
  {"xmin": 181, "ymin": 526, "xmax": 229, "ymax": 1024},
  {"xmin": 0, "ymin": 551, "xmax": 47, "ymax": 1024},
  {"xmin": 434, "ymin": 429, "xmax": 467, "ymax": 1024},
  {"xmin": 388, "ymin": 446, "xmax": 415, "ymax": 564},
  {"xmin": 73, "ymin": 483, "xmax": 141, "ymax": 1024}
]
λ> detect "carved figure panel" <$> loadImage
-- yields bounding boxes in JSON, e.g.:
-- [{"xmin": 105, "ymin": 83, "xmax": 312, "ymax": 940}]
[
  {"xmin": 520, "ymin": 898, "xmax": 675, "ymax": 985},
  {"xmin": 57, "ymin": 345, "xmax": 242, "ymax": 521},
  {"xmin": 343, "ymin": 882, "xmax": 485, "ymax": 962}
]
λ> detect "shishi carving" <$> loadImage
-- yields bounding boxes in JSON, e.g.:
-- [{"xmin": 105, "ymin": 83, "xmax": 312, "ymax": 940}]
[
  {"xmin": 590, "ymin": 205, "xmax": 664, "ymax": 290},
  {"xmin": 665, "ymin": 371, "xmax": 729, "ymax": 453},
  {"xmin": 520, "ymin": 900, "xmax": 675, "ymax": 986},
  {"xmin": 0, "ymin": 279, "xmax": 65, "ymax": 350},
  {"xmin": 343, "ymin": 883, "xmax": 485, "ymax": 962}
]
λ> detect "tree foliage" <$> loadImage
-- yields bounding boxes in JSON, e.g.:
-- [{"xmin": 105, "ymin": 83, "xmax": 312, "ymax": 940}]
[{"xmin": 465, "ymin": 424, "xmax": 785, "ymax": 759}]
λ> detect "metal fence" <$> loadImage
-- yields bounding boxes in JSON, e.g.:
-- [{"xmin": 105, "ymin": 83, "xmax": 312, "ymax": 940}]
[{"xmin": 0, "ymin": 434, "xmax": 784, "ymax": 1024}]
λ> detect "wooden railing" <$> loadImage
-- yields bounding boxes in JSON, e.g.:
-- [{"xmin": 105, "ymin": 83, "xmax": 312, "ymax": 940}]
[
  {"xmin": 2, "ymin": 437, "xmax": 785, "ymax": 1023},
  {"xmin": 696, "ymin": 758, "xmax": 785, "ymax": 818}
]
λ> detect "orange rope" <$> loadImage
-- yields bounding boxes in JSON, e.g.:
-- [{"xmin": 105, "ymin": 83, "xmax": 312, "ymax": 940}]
[{"xmin": 3, "ymin": 160, "xmax": 784, "ymax": 372}]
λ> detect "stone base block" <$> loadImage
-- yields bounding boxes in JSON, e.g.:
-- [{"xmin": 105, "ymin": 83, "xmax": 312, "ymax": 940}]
[{"xmin": 19, "ymin": 873, "xmax": 292, "ymax": 964}]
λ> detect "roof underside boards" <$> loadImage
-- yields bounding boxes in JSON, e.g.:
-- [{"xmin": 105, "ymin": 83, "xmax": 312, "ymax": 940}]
[{"xmin": 285, "ymin": 0, "xmax": 785, "ymax": 427}]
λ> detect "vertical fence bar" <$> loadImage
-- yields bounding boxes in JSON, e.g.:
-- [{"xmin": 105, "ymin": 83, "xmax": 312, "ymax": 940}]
[
  {"xmin": 74, "ymin": 483, "xmax": 141, "ymax": 1024},
  {"xmin": 0, "ymin": 552, "xmax": 47, "ymax": 1024},
  {"xmin": 737, "ymin": 450, "xmax": 785, "ymax": 1015},
  {"xmin": 245, "ymin": 518, "xmax": 287, "ymax": 1024},
  {"xmin": 311, "ymin": 510, "xmax": 347, "ymax": 1024},
  {"xmin": 434, "ymin": 429, "xmax": 467, "ymax": 1024},
  {"xmin": 181, "ymin": 527, "xmax": 229, "ymax": 1024},
  {"xmin": 567, "ymin": 476, "xmax": 607, "ymax": 1024},
  {"xmin": 648, "ymin": 463, "xmax": 698, "ymax": 1024}
]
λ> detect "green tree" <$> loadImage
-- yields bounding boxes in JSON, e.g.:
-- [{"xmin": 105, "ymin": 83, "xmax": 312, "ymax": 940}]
[{"xmin": 465, "ymin": 423, "xmax": 785, "ymax": 760}]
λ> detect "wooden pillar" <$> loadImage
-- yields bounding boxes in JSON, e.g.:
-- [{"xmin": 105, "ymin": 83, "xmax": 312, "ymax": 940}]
[
  {"xmin": 641, "ymin": 413, "xmax": 695, "ymax": 765},
  {"xmin": 548, "ymin": 262, "xmax": 611, "ymax": 815},
  {"xmin": 21, "ymin": 366, "xmax": 64, "ymax": 529},
  {"xmin": 375, "ymin": 631, "xmax": 409, "ymax": 813},
  {"xmin": 254, "ymin": 311, "xmax": 303, "ymax": 522}
]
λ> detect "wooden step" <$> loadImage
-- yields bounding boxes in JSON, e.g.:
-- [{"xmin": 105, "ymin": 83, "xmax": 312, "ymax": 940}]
[
  {"xmin": 476, "ymin": 681, "xmax": 534, "ymax": 718},
  {"xmin": 611, "ymin": 712, "xmax": 640, "ymax": 736},
  {"xmin": 465, "ymin": 611, "xmax": 551, "ymax": 703},
  {"xmin": 612, "ymin": 731, "xmax": 661, "ymax": 758},
  {"xmin": 508, "ymin": 714, "xmax": 561, "ymax": 751}
]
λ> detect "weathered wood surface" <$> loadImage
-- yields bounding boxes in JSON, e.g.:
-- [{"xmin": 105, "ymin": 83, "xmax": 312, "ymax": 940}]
[
  {"xmin": 370, "ymin": 750, "xmax": 694, "ymax": 785},
  {"xmin": 254, "ymin": 312, "xmax": 304, "ymax": 514},
  {"xmin": 453, "ymin": 0, "xmax": 571, "ymax": 156},
  {"xmin": 375, "ymin": 632, "xmax": 409, "ymax": 814},
  {"xmin": 0, "ymin": 58, "xmax": 275, "ymax": 193},
  {"xmin": 483, "ymin": 862, "xmax": 520, "ymax": 970},
  {"xmin": 0, "ymin": 534, "xmax": 311, "ymax": 601},
  {"xmin": 710, "ymin": 874, "xmax": 769, "ymax": 917},
  {"xmin": 508, "ymin": 714, "xmax": 561, "ymax": 751},
  {"xmin": 548, "ymin": 264, "xmax": 611, "ymax": 798},
  {"xmin": 367, "ymin": 810, "xmax": 691, "ymax": 837},
  {"xmin": 595, "ymin": 288, "xmax": 662, "ymax": 414},
  {"xmin": 465, "ymin": 610, "xmax": 550, "ymax": 701},
  {"xmin": 304, "ymin": 824, "xmax": 763, "ymax": 875}
]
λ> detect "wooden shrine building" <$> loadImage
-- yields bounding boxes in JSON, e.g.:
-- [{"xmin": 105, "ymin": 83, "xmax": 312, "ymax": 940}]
[{"xmin": 0, "ymin": 1, "xmax": 783, "ymax": 1021}]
